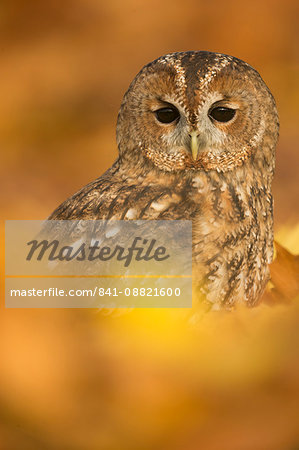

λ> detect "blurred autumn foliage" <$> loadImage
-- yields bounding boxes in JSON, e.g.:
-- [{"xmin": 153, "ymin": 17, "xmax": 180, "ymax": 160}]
[{"xmin": 0, "ymin": 1, "xmax": 298, "ymax": 449}]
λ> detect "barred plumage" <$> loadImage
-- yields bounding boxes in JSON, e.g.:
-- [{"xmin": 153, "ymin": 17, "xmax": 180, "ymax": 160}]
[{"xmin": 49, "ymin": 51, "xmax": 279, "ymax": 308}]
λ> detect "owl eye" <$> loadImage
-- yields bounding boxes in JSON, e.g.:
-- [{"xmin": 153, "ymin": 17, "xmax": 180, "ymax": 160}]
[
  {"xmin": 155, "ymin": 106, "xmax": 180, "ymax": 124},
  {"xmin": 209, "ymin": 107, "xmax": 236, "ymax": 123}
]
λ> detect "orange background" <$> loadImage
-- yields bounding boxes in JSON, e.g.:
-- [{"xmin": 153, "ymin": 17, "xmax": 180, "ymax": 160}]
[
  {"xmin": 0, "ymin": 1, "xmax": 298, "ymax": 449},
  {"xmin": 0, "ymin": 0, "xmax": 298, "ymax": 225}
]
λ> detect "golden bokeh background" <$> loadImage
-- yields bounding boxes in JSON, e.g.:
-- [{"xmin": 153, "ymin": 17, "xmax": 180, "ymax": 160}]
[{"xmin": 0, "ymin": 1, "xmax": 298, "ymax": 449}]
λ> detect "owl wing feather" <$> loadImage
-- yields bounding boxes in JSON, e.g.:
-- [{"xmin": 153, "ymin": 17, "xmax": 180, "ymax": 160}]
[{"xmin": 48, "ymin": 160, "xmax": 192, "ymax": 222}]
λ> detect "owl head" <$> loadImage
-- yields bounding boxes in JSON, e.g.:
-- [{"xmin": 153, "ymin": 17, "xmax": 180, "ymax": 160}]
[{"xmin": 116, "ymin": 51, "xmax": 279, "ymax": 173}]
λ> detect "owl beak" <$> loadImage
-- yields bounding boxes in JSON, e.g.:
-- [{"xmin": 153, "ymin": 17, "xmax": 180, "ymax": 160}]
[{"xmin": 190, "ymin": 131, "xmax": 200, "ymax": 161}]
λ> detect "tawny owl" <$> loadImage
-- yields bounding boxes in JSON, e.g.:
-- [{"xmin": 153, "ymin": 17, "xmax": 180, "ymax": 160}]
[{"xmin": 49, "ymin": 51, "xmax": 279, "ymax": 308}]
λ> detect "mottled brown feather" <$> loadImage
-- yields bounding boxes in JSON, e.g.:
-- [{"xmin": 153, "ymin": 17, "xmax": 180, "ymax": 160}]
[{"xmin": 49, "ymin": 51, "xmax": 279, "ymax": 308}]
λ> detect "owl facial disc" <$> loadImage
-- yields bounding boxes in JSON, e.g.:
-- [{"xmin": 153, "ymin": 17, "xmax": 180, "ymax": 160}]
[{"xmin": 116, "ymin": 51, "xmax": 279, "ymax": 173}]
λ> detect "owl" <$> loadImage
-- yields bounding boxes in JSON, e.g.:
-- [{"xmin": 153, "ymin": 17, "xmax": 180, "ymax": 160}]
[{"xmin": 49, "ymin": 51, "xmax": 279, "ymax": 308}]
